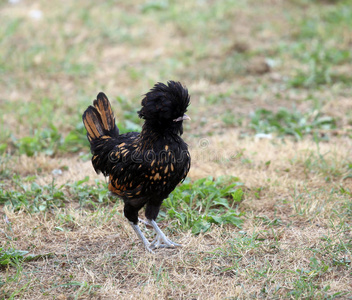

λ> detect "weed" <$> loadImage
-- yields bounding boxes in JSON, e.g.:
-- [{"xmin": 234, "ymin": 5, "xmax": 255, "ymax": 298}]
[
  {"xmin": 0, "ymin": 248, "xmax": 29, "ymax": 267},
  {"xmin": 249, "ymin": 107, "xmax": 336, "ymax": 140},
  {"xmin": 287, "ymin": 256, "xmax": 347, "ymax": 299},
  {"xmin": 12, "ymin": 124, "xmax": 63, "ymax": 156},
  {"xmin": 286, "ymin": 3, "xmax": 352, "ymax": 88},
  {"xmin": 67, "ymin": 176, "xmax": 111, "ymax": 207},
  {"xmin": 47, "ymin": 281, "xmax": 101, "ymax": 299},
  {"xmin": 289, "ymin": 42, "xmax": 352, "ymax": 88},
  {"xmin": 204, "ymin": 89, "xmax": 234, "ymax": 105},
  {"xmin": 140, "ymin": 1, "xmax": 169, "ymax": 13},
  {"xmin": 115, "ymin": 95, "xmax": 142, "ymax": 134},
  {"xmin": 221, "ymin": 111, "xmax": 243, "ymax": 127},
  {"xmin": 0, "ymin": 154, "xmax": 12, "ymax": 180},
  {"xmin": 219, "ymin": 231, "xmax": 263, "ymax": 258},
  {"xmin": 62, "ymin": 122, "xmax": 89, "ymax": 153},
  {"xmin": 10, "ymin": 122, "xmax": 88, "ymax": 156},
  {"xmin": 162, "ymin": 176, "xmax": 245, "ymax": 234},
  {"xmin": 0, "ymin": 247, "xmax": 53, "ymax": 267},
  {"xmin": 0, "ymin": 176, "xmax": 65, "ymax": 212},
  {"xmin": 0, "ymin": 176, "xmax": 111, "ymax": 212},
  {"xmin": 292, "ymin": 2, "xmax": 352, "ymax": 41},
  {"xmin": 255, "ymin": 215, "xmax": 282, "ymax": 227}
]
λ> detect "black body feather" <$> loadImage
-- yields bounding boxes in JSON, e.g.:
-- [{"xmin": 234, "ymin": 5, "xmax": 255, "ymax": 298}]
[{"xmin": 82, "ymin": 81, "xmax": 191, "ymax": 225}]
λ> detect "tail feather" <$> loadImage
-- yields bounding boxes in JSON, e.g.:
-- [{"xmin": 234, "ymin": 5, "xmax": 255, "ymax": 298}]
[
  {"xmin": 83, "ymin": 107, "xmax": 105, "ymax": 141},
  {"xmin": 93, "ymin": 92, "xmax": 116, "ymax": 134},
  {"xmin": 83, "ymin": 92, "xmax": 119, "ymax": 141},
  {"xmin": 82, "ymin": 92, "xmax": 119, "ymax": 176}
]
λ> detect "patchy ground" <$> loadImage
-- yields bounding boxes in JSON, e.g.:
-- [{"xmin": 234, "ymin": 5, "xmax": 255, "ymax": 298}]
[{"xmin": 1, "ymin": 0, "xmax": 352, "ymax": 299}]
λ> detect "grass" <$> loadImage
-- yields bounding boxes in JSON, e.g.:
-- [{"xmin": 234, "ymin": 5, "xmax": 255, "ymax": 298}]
[
  {"xmin": 1, "ymin": 0, "xmax": 352, "ymax": 298},
  {"xmin": 249, "ymin": 107, "xmax": 336, "ymax": 140},
  {"xmin": 162, "ymin": 176, "xmax": 244, "ymax": 234}
]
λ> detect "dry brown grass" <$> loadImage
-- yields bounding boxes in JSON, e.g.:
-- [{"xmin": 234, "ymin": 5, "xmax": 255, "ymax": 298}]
[
  {"xmin": 3, "ymin": 205, "xmax": 351, "ymax": 299},
  {"xmin": 2, "ymin": 133, "xmax": 352, "ymax": 299}
]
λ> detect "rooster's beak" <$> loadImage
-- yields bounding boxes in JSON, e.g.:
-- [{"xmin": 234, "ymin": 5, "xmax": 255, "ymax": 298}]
[{"xmin": 173, "ymin": 114, "xmax": 191, "ymax": 122}]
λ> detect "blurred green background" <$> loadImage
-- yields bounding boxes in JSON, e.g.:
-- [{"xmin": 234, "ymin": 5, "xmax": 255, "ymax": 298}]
[{"xmin": 1, "ymin": 0, "xmax": 351, "ymax": 158}]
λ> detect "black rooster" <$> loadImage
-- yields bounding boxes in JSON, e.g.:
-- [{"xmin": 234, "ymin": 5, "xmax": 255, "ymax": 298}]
[{"xmin": 82, "ymin": 81, "xmax": 191, "ymax": 253}]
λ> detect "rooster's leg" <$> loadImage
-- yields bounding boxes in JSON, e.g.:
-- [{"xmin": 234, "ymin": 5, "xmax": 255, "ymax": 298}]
[
  {"xmin": 129, "ymin": 222, "xmax": 154, "ymax": 253},
  {"xmin": 148, "ymin": 219, "xmax": 182, "ymax": 249}
]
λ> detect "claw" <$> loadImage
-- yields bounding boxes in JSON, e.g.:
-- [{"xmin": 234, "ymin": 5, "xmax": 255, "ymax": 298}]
[
  {"xmin": 147, "ymin": 219, "xmax": 182, "ymax": 249},
  {"xmin": 129, "ymin": 220, "xmax": 182, "ymax": 253}
]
